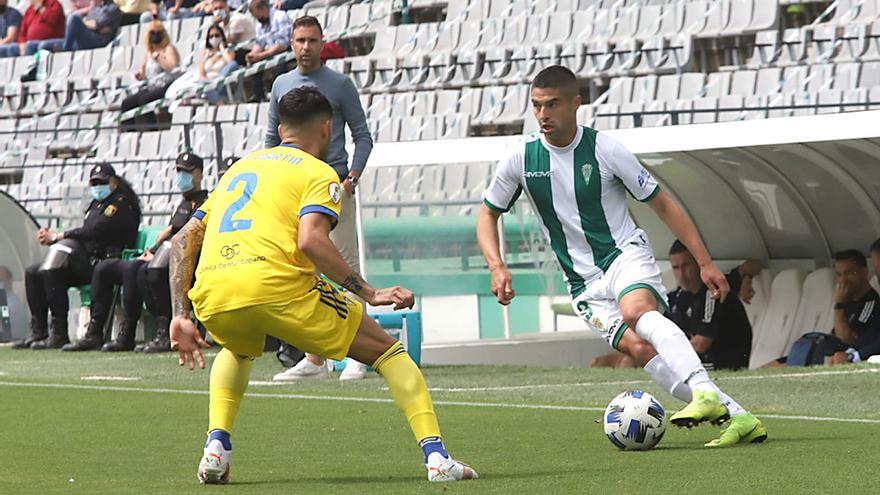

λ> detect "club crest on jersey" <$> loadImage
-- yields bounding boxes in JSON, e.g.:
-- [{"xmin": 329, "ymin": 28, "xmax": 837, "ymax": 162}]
[
  {"xmin": 581, "ymin": 163, "xmax": 593, "ymax": 183},
  {"xmin": 329, "ymin": 183, "xmax": 341, "ymax": 204}
]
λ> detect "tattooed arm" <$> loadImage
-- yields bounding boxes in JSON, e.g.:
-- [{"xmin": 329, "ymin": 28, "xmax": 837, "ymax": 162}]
[
  {"xmin": 298, "ymin": 213, "xmax": 414, "ymax": 310},
  {"xmin": 170, "ymin": 217, "xmax": 206, "ymax": 317},
  {"xmin": 169, "ymin": 217, "xmax": 210, "ymax": 369}
]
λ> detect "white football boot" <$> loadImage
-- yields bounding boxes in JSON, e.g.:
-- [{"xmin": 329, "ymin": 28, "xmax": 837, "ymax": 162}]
[
  {"xmin": 272, "ymin": 358, "xmax": 330, "ymax": 381},
  {"xmin": 425, "ymin": 452, "xmax": 479, "ymax": 482},
  {"xmin": 339, "ymin": 359, "xmax": 368, "ymax": 381},
  {"xmin": 198, "ymin": 439, "xmax": 232, "ymax": 484}
]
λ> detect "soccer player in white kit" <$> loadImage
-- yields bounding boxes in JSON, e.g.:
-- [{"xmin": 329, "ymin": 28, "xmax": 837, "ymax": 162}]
[{"xmin": 476, "ymin": 66, "xmax": 767, "ymax": 447}]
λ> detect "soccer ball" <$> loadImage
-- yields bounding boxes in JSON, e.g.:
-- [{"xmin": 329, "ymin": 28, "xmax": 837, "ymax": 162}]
[{"xmin": 603, "ymin": 390, "xmax": 666, "ymax": 451}]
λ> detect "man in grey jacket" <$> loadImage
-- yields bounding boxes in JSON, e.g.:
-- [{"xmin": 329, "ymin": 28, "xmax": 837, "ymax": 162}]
[{"xmin": 265, "ymin": 15, "xmax": 374, "ymax": 381}]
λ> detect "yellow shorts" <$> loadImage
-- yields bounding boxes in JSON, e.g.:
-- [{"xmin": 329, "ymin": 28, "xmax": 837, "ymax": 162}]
[{"xmin": 198, "ymin": 279, "xmax": 363, "ymax": 359}]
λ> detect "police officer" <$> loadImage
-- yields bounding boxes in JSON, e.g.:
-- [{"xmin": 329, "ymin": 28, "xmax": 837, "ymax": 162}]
[
  {"xmin": 70, "ymin": 153, "xmax": 209, "ymax": 352},
  {"xmin": 14, "ymin": 164, "xmax": 141, "ymax": 350},
  {"xmin": 135, "ymin": 152, "xmax": 209, "ymax": 352}
]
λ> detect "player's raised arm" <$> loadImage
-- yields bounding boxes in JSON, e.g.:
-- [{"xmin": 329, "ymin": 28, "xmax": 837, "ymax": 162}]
[
  {"xmin": 298, "ymin": 212, "xmax": 414, "ymax": 310},
  {"xmin": 169, "ymin": 217, "xmax": 211, "ymax": 369},
  {"xmin": 477, "ymin": 204, "xmax": 515, "ymax": 305},
  {"xmin": 647, "ymin": 190, "xmax": 729, "ymax": 302}
]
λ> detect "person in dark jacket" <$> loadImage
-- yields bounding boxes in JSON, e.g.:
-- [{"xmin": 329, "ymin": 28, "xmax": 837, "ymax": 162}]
[
  {"xmin": 66, "ymin": 153, "xmax": 209, "ymax": 352},
  {"xmin": 14, "ymin": 163, "xmax": 140, "ymax": 350}
]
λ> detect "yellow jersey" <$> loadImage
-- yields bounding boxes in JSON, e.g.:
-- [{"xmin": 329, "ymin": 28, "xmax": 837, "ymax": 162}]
[{"xmin": 188, "ymin": 144, "xmax": 343, "ymax": 317}]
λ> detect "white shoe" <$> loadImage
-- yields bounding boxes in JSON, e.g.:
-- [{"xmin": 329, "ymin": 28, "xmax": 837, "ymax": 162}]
[
  {"xmin": 426, "ymin": 452, "xmax": 478, "ymax": 482},
  {"xmin": 198, "ymin": 439, "xmax": 232, "ymax": 484},
  {"xmin": 339, "ymin": 359, "xmax": 368, "ymax": 381},
  {"xmin": 272, "ymin": 358, "xmax": 330, "ymax": 381}
]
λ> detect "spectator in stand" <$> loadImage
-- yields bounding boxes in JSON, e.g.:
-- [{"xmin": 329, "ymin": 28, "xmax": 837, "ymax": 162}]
[
  {"xmin": 139, "ymin": 0, "xmax": 199, "ymax": 23},
  {"xmin": 209, "ymin": 0, "xmax": 254, "ymax": 90},
  {"xmin": 12, "ymin": 164, "xmax": 140, "ymax": 351},
  {"xmin": 69, "ymin": 0, "xmax": 96, "ymax": 17},
  {"xmin": 120, "ymin": 20, "xmax": 179, "ymax": 130},
  {"xmin": 67, "ymin": 154, "xmax": 209, "ymax": 352},
  {"xmin": 165, "ymin": 23, "xmax": 237, "ymax": 104},
  {"xmin": 34, "ymin": 0, "xmax": 121, "ymax": 52},
  {"xmin": 591, "ymin": 241, "xmax": 762, "ymax": 370},
  {"xmin": 0, "ymin": 0, "xmax": 23, "ymax": 57},
  {"xmin": 245, "ymin": 0, "xmax": 290, "ymax": 101},
  {"xmin": 116, "ymin": 0, "xmax": 150, "ymax": 25},
  {"xmin": 267, "ymin": 16, "xmax": 373, "ymax": 381},
  {"xmin": 212, "ymin": 0, "xmax": 253, "ymax": 44},
  {"xmin": 0, "ymin": 0, "xmax": 64, "ymax": 57},
  {"xmin": 192, "ymin": 0, "xmax": 240, "ymax": 15},
  {"xmin": 321, "ymin": 39, "xmax": 343, "ymax": 61}
]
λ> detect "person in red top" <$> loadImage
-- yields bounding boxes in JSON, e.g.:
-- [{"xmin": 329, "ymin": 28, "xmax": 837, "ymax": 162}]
[{"xmin": 3, "ymin": 0, "xmax": 65, "ymax": 57}]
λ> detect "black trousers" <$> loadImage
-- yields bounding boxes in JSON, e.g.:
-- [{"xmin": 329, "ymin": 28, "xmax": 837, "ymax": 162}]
[
  {"xmin": 90, "ymin": 259, "xmax": 146, "ymax": 330},
  {"xmin": 90, "ymin": 259, "xmax": 172, "ymax": 332},
  {"xmin": 25, "ymin": 262, "xmax": 92, "ymax": 331},
  {"xmin": 138, "ymin": 264, "xmax": 171, "ymax": 319}
]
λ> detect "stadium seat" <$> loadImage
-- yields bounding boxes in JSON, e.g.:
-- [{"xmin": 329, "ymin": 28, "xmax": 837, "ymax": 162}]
[{"xmin": 748, "ymin": 269, "xmax": 807, "ymax": 369}]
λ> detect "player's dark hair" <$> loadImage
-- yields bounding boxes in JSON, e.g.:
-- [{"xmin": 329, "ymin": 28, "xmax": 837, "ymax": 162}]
[
  {"xmin": 532, "ymin": 65, "xmax": 578, "ymax": 97},
  {"xmin": 668, "ymin": 240, "xmax": 689, "ymax": 256},
  {"xmin": 278, "ymin": 86, "xmax": 332, "ymax": 129},
  {"xmin": 293, "ymin": 15, "xmax": 323, "ymax": 36},
  {"xmin": 834, "ymin": 249, "xmax": 867, "ymax": 267},
  {"xmin": 870, "ymin": 238, "xmax": 880, "ymax": 253}
]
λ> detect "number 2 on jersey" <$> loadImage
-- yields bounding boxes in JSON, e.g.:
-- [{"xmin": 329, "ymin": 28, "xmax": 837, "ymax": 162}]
[{"xmin": 219, "ymin": 173, "xmax": 258, "ymax": 233}]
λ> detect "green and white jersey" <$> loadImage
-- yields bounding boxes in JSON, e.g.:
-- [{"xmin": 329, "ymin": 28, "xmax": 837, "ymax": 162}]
[{"xmin": 484, "ymin": 126, "xmax": 660, "ymax": 297}]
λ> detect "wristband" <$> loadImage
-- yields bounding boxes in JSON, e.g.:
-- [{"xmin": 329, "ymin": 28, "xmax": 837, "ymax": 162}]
[
  {"xmin": 51, "ymin": 233, "xmax": 59, "ymax": 244},
  {"xmin": 347, "ymin": 175, "xmax": 359, "ymax": 188}
]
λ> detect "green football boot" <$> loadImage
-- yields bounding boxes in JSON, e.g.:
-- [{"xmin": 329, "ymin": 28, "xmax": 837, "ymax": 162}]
[
  {"xmin": 669, "ymin": 390, "xmax": 730, "ymax": 428},
  {"xmin": 705, "ymin": 413, "xmax": 768, "ymax": 448}
]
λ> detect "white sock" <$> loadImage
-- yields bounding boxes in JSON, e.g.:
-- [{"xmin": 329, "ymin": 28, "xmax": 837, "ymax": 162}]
[
  {"xmin": 716, "ymin": 389, "xmax": 747, "ymax": 417},
  {"xmin": 643, "ymin": 355, "xmax": 692, "ymax": 403},
  {"xmin": 635, "ymin": 311, "xmax": 716, "ymax": 393}
]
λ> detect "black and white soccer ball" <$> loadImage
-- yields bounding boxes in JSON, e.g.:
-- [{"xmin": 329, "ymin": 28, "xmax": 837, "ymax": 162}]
[{"xmin": 603, "ymin": 390, "xmax": 666, "ymax": 451}]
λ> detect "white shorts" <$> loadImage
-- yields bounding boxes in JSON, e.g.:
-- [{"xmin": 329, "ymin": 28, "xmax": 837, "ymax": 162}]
[{"xmin": 570, "ymin": 242, "xmax": 668, "ymax": 350}]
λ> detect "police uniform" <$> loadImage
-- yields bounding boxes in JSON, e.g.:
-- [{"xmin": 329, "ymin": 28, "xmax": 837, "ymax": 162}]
[
  {"xmin": 18, "ymin": 164, "xmax": 140, "ymax": 350},
  {"xmin": 667, "ymin": 270, "xmax": 753, "ymax": 370},
  {"xmin": 69, "ymin": 154, "xmax": 208, "ymax": 352},
  {"xmin": 189, "ymin": 144, "xmax": 363, "ymax": 358}
]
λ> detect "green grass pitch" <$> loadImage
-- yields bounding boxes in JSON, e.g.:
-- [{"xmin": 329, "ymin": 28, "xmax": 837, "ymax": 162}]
[{"xmin": 1, "ymin": 347, "xmax": 879, "ymax": 494}]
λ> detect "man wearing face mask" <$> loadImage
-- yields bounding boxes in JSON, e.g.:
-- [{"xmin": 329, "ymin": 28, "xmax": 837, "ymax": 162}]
[
  {"xmin": 14, "ymin": 163, "xmax": 141, "ymax": 350},
  {"xmin": 65, "ymin": 153, "xmax": 208, "ymax": 352}
]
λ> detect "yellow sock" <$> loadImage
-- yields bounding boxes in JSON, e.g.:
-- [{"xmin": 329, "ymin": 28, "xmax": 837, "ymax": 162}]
[
  {"xmin": 208, "ymin": 348, "xmax": 254, "ymax": 434},
  {"xmin": 372, "ymin": 342, "xmax": 441, "ymax": 443}
]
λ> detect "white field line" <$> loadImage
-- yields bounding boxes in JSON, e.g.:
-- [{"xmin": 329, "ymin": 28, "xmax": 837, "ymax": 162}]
[
  {"xmin": 1, "ymin": 380, "xmax": 879, "ymax": 424},
  {"xmin": 426, "ymin": 367, "xmax": 880, "ymax": 392},
  {"xmin": 81, "ymin": 376, "xmax": 142, "ymax": 381}
]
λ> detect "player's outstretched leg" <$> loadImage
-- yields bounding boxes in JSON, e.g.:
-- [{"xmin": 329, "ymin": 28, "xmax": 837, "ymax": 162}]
[
  {"xmin": 347, "ymin": 316, "xmax": 478, "ymax": 482},
  {"xmin": 620, "ymin": 290, "xmax": 766, "ymax": 445},
  {"xmin": 198, "ymin": 347, "xmax": 254, "ymax": 484}
]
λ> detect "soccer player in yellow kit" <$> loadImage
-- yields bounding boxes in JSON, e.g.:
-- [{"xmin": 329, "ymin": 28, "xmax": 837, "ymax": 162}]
[{"xmin": 168, "ymin": 87, "xmax": 477, "ymax": 484}]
